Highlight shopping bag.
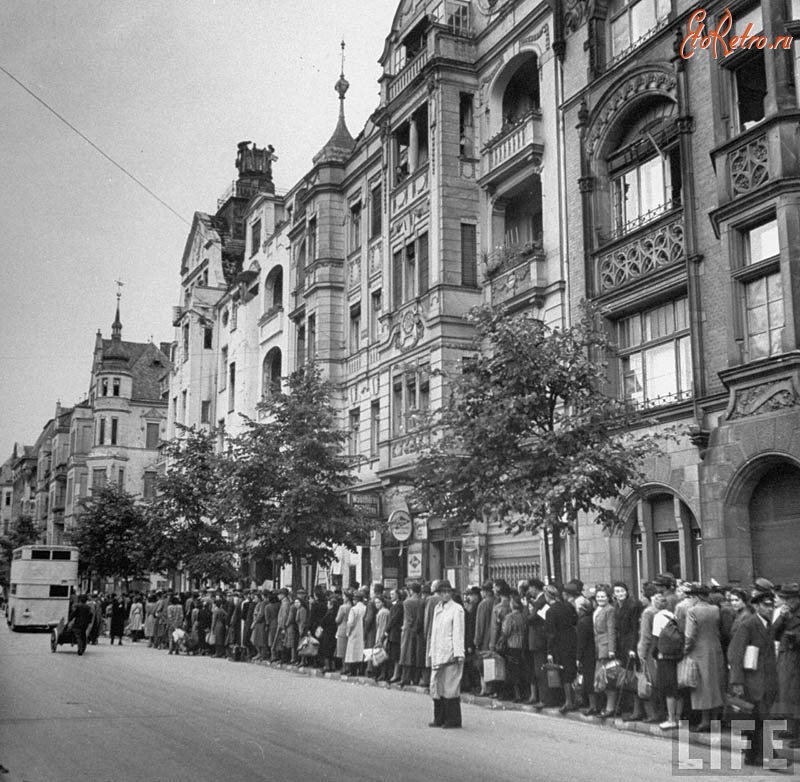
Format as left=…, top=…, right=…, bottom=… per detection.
left=677, top=656, right=699, bottom=689
left=372, top=646, right=388, bottom=666
left=543, top=662, right=563, bottom=689
left=484, top=654, right=506, bottom=682
left=637, top=671, right=652, bottom=699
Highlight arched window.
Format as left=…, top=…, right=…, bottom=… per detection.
left=501, top=56, right=539, bottom=128
left=605, top=100, right=681, bottom=238
left=264, top=266, right=284, bottom=314
left=262, top=348, right=282, bottom=399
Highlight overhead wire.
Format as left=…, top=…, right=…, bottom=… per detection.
left=0, top=64, right=191, bottom=227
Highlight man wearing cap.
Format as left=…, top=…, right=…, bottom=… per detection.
left=729, top=591, right=779, bottom=766
left=772, top=583, right=800, bottom=744
left=427, top=580, right=465, bottom=728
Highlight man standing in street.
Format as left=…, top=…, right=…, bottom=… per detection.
left=772, top=583, right=800, bottom=746
left=427, top=580, right=465, bottom=729
left=68, top=594, right=94, bottom=656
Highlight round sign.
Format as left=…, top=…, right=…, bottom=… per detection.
left=388, top=509, right=413, bottom=542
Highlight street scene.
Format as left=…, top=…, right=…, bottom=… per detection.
left=0, top=621, right=771, bottom=782
left=3, top=0, right=800, bottom=779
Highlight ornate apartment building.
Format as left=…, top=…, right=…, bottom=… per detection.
left=167, top=0, right=800, bottom=591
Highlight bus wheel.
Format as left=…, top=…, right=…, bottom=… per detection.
left=10, top=612, right=17, bottom=631
left=50, top=630, right=58, bottom=652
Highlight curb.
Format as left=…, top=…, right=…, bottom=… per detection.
left=250, top=658, right=800, bottom=766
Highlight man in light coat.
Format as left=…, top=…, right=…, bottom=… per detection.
left=427, top=580, right=465, bottom=729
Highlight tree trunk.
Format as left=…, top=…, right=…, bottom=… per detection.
left=543, top=526, right=552, bottom=583
left=291, top=552, right=303, bottom=592
left=551, top=527, right=563, bottom=585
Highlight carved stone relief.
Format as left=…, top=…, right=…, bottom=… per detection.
left=729, top=135, right=769, bottom=196
left=728, top=379, right=799, bottom=420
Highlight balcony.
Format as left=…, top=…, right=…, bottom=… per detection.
left=479, top=111, right=544, bottom=189
left=597, top=211, right=684, bottom=293
left=388, top=48, right=428, bottom=102
left=391, top=167, right=429, bottom=215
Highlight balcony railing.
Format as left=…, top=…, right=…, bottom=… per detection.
left=480, top=111, right=544, bottom=185
left=388, top=48, right=428, bottom=101
left=217, top=179, right=266, bottom=208
left=391, top=167, right=429, bottom=214
left=598, top=211, right=684, bottom=293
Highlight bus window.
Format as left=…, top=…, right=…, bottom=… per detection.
left=49, top=585, right=70, bottom=597
left=31, top=550, right=51, bottom=560
left=10, top=584, right=17, bottom=594
left=12, top=550, right=22, bottom=560
left=51, top=551, right=71, bottom=561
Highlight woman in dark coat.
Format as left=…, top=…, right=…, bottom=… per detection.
left=307, top=586, right=328, bottom=669
left=544, top=585, right=578, bottom=712
left=319, top=596, right=339, bottom=672
left=613, top=581, right=643, bottom=718
left=109, top=597, right=126, bottom=645
left=385, top=588, right=404, bottom=682
left=498, top=592, right=527, bottom=701
left=576, top=596, right=598, bottom=714
left=197, top=599, right=213, bottom=656
left=265, top=593, right=280, bottom=661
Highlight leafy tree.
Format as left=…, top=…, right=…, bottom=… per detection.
left=143, top=426, right=233, bottom=587
left=0, top=516, right=40, bottom=581
left=413, top=304, right=670, bottom=584
left=219, top=363, right=374, bottom=590
left=73, top=485, right=148, bottom=586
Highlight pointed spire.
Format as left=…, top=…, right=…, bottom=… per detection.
left=111, top=280, right=123, bottom=341
left=314, top=40, right=355, bottom=164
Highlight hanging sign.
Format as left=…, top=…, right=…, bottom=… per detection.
left=388, top=509, right=413, bottom=542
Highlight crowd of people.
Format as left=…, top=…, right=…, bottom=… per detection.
left=68, top=572, right=800, bottom=764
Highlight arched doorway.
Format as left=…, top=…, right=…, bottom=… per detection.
left=626, top=490, right=701, bottom=592
left=749, top=462, right=800, bottom=584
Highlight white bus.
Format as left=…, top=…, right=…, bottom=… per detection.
left=6, top=545, right=79, bottom=630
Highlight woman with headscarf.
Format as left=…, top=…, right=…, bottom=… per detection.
left=495, top=591, right=527, bottom=702
left=372, top=594, right=391, bottom=681
left=544, top=584, right=578, bottom=712
left=613, top=581, right=643, bottom=720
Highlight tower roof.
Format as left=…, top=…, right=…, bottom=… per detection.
left=313, top=41, right=355, bottom=164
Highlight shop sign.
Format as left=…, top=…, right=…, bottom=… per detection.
left=413, top=516, right=428, bottom=540
left=388, top=509, right=412, bottom=542
left=407, top=542, right=423, bottom=579
left=351, top=493, right=381, bottom=519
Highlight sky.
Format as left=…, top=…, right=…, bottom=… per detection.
left=0, top=0, right=398, bottom=460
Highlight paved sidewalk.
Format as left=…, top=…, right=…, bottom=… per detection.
left=251, top=657, right=800, bottom=769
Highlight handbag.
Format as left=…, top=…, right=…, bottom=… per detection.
left=603, top=659, right=622, bottom=689
left=677, top=656, right=699, bottom=689
left=298, top=635, right=320, bottom=657
left=594, top=664, right=608, bottom=693
left=372, top=646, right=388, bottom=666
left=636, top=670, right=652, bottom=700
left=724, top=692, right=755, bottom=716
left=205, top=630, right=213, bottom=645
left=617, top=660, right=638, bottom=693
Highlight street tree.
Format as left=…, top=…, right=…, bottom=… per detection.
left=143, top=425, right=234, bottom=587
left=0, top=516, right=41, bottom=580
left=73, top=484, right=148, bottom=588
left=219, top=363, right=374, bottom=590
left=413, top=304, right=670, bottom=584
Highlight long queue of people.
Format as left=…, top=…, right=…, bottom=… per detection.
left=74, top=573, right=800, bottom=765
